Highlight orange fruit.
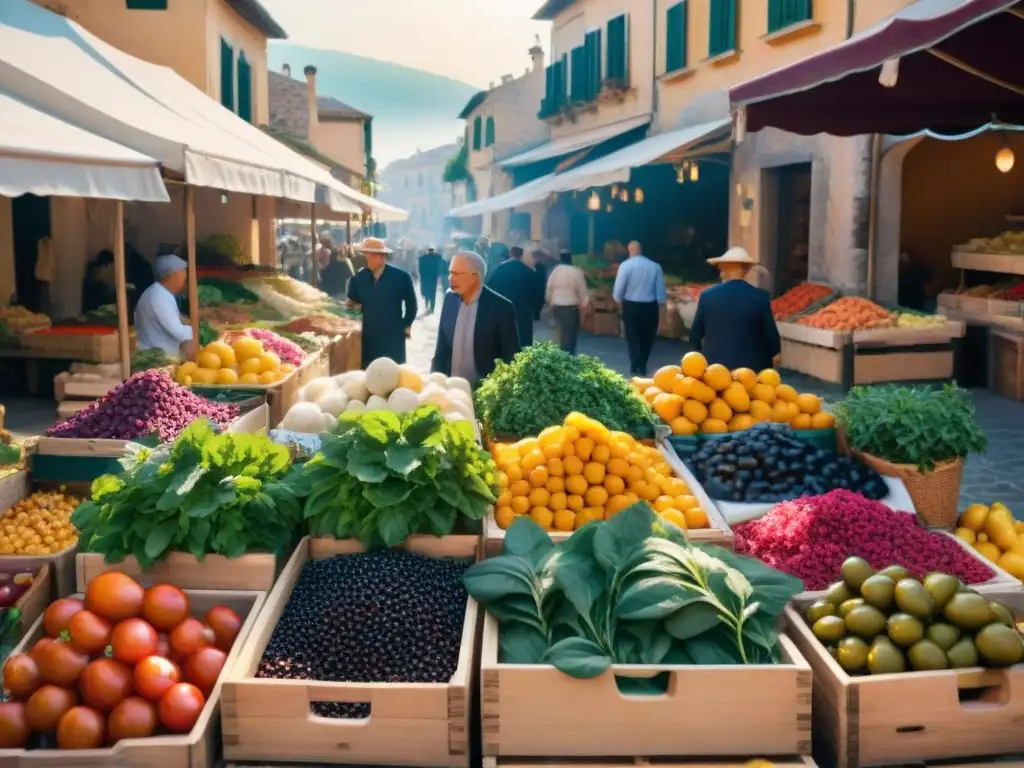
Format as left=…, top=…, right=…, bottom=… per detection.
left=682, top=400, right=708, bottom=424
left=530, top=507, right=554, bottom=529
left=690, top=381, right=717, bottom=404
left=607, top=458, right=630, bottom=477
left=585, top=486, right=609, bottom=507
left=758, top=369, right=782, bottom=388
left=510, top=496, right=530, bottom=515
left=752, top=383, right=776, bottom=404
left=548, top=492, right=568, bottom=511
left=583, top=462, right=606, bottom=485
left=216, top=367, right=239, bottom=385
left=775, top=384, right=798, bottom=403
left=239, top=357, right=262, bottom=376
left=796, top=393, right=822, bottom=414
left=681, top=351, right=707, bottom=378
left=684, top=507, right=709, bottom=529
left=546, top=458, right=564, bottom=477
left=232, top=336, right=263, bottom=361
left=258, top=370, right=279, bottom=385
left=591, top=444, right=611, bottom=464
left=654, top=495, right=676, bottom=513
left=494, top=506, right=516, bottom=529
left=565, top=475, right=588, bottom=496
left=606, top=494, right=633, bottom=517
left=257, top=351, right=281, bottom=374
left=748, top=400, right=772, bottom=422
left=574, top=437, right=595, bottom=461
left=654, top=365, right=682, bottom=392
left=563, top=455, right=583, bottom=475
left=529, top=487, right=551, bottom=508
left=702, top=364, right=732, bottom=392
left=728, top=414, right=755, bottom=432
left=567, top=494, right=585, bottom=512
left=732, top=368, right=757, bottom=393
left=553, top=509, right=576, bottom=532
left=700, top=418, right=728, bottom=434
left=791, top=413, right=813, bottom=430
left=670, top=417, right=698, bottom=436
left=603, top=475, right=625, bottom=495
left=660, top=509, right=688, bottom=529
left=528, top=466, right=548, bottom=487
left=545, top=476, right=565, bottom=494
left=708, top=398, right=733, bottom=422
left=521, top=450, right=545, bottom=472
left=811, top=411, right=835, bottom=429
left=723, top=382, right=751, bottom=413
left=197, top=351, right=222, bottom=371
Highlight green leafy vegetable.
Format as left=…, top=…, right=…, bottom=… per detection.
left=288, top=405, right=497, bottom=549
left=0, top=443, right=21, bottom=466
left=71, top=420, right=301, bottom=566
left=834, top=383, right=987, bottom=472
left=464, top=503, right=802, bottom=679
left=131, top=348, right=172, bottom=373
left=474, top=343, right=657, bottom=438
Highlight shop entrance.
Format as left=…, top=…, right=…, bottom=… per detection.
left=771, top=163, right=812, bottom=296
left=11, top=194, right=51, bottom=313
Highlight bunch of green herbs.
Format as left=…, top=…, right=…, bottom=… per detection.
left=474, top=343, right=657, bottom=438
left=834, top=383, right=987, bottom=472
left=71, top=419, right=301, bottom=566
left=287, top=405, right=497, bottom=549
left=464, top=503, right=802, bottom=685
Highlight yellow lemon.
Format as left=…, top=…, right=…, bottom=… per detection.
left=682, top=399, right=709, bottom=425
left=681, top=351, right=708, bottom=378
left=752, top=383, right=776, bottom=404
left=796, top=393, right=822, bottom=415
left=660, top=509, right=688, bottom=530
left=758, top=369, right=782, bottom=388
left=732, top=368, right=757, bottom=393
left=670, top=417, right=698, bottom=436
left=728, top=414, right=755, bottom=432
left=748, top=400, right=773, bottom=422
left=723, top=382, right=751, bottom=413
left=232, top=336, right=263, bottom=361
left=197, top=350, right=222, bottom=371
left=191, top=368, right=217, bottom=385
left=258, top=351, right=282, bottom=374
left=177, top=361, right=198, bottom=379
left=775, top=384, right=798, bottom=403
left=701, top=418, right=728, bottom=434
left=654, top=365, right=682, bottom=392
left=216, top=367, right=239, bottom=385
left=240, top=357, right=262, bottom=375
left=811, top=411, right=835, bottom=429
left=708, top=398, right=733, bottom=423
left=494, top=506, right=516, bottom=530
left=702, top=364, right=732, bottom=392
left=239, top=372, right=260, bottom=385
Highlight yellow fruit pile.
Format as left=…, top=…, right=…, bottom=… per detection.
left=631, top=352, right=835, bottom=436
left=175, top=336, right=294, bottom=387
left=0, top=490, right=80, bottom=555
left=492, top=412, right=709, bottom=533
left=956, top=502, right=1024, bottom=580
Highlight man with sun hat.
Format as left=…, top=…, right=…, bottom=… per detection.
left=347, top=237, right=418, bottom=365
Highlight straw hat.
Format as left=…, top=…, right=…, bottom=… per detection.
left=354, top=236, right=392, bottom=255
left=707, top=246, right=755, bottom=266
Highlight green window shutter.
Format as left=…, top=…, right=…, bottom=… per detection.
left=708, top=0, right=736, bottom=57
left=219, top=38, right=234, bottom=111
left=768, top=0, right=812, bottom=32
left=363, top=120, right=373, bottom=176
left=126, top=0, right=167, bottom=8
left=236, top=52, right=252, bottom=122
left=556, top=54, right=568, bottom=108
left=665, top=1, right=687, bottom=73
left=472, top=117, right=482, bottom=150
left=570, top=45, right=587, bottom=102
left=606, top=14, right=628, bottom=86
left=485, top=117, right=495, bottom=146
left=585, top=29, right=602, bottom=100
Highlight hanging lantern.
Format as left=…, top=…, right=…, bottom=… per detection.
left=996, top=147, right=1015, bottom=173
left=606, top=203, right=613, bottom=213
left=619, top=188, right=629, bottom=202
left=689, top=162, right=700, bottom=182
left=634, top=187, right=644, bottom=204
left=675, top=165, right=686, bottom=184
left=611, top=184, right=619, bottom=197
left=587, top=190, right=601, bottom=211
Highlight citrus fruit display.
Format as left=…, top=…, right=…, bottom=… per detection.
left=955, top=502, right=1024, bottom=580
left=631, top=353, right=834, bottom=436
left=174, top=337, right=293, bottom=387
left=491, top=412, right=710, bottom=533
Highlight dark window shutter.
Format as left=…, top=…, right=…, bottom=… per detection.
left=768, top=0, right=812, bottom=32
left=665, top=1, right=687, bottom=73
left=485, top=117, right=495, bottom=146
left=570, top=45, right=587, bottom=102
left=557, top=54, right=568, bottom=108
left=126, top=0, right=167, bottom=8
left=472, top=117, right=482, bottom=150
left=708, top=0, right=736, bottom=57
left=220, top=38, right=234, bottom=110
left=606, top=14, right=629, bottom=85
left=585, top=28, right=602, bottom=99
left=236, top=52, right=252, bottom=122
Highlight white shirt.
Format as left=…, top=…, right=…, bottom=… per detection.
left=546, top=264, right=589, bottom=307
left=134, top=282, right=193, bottom=357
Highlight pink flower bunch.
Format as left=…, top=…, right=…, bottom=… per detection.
left=244, top=328, right=306, bottom=366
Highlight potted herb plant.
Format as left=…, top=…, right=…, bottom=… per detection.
left=833, top=383, right=987, bottom=528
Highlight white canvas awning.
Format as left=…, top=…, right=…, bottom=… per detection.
left=495, top=115, right=651, bottom=168
left=0, top=89, right=169, bottom=202
left=448, top=175, right=559, bottom=218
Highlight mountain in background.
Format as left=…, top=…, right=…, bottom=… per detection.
left=268, top=43, right=476, bottom=166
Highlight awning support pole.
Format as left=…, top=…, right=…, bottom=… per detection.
left=346, top=214, right=352, bottom=244
left=588, top=211, right=596, bottom=256
left=866, top=133, right=883, bottom=300
left=185, top=185, right=199, bottom=358
left=113, top=201, right=131, bottom=381
left=310, top=203, right=319, bottom=288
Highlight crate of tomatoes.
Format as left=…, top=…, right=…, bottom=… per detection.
left=0, top=571, right=264, bottom=765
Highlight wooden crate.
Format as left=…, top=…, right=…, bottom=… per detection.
left=0, top=586, right=265, bottom=768
left=20, top=329, right=124, bottom=363
left=53, top=372, right=120, bottom=402
left=328, top=330, right=361, bottom=375
left=786, top=592, right=1024, bottom=768
left=991, top=331, right=1024, bottom=402
left=221, top=535, right=480, bottom=766
left=481, top=614, right=812, bottom=760
left=76, top=550, right=283, bottom=593
left=7, top=562, right=51, bottom=644
left=228, top=757, right=820, bottom=768
left=266, top=347, right=330, bottom=427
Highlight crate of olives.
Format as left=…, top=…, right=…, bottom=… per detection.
left=785, top=558, right=1024, bottom=768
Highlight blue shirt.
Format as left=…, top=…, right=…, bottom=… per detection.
left=134, top=282, right=193, bottom=357
left=612, top=255, right=667, bottom=304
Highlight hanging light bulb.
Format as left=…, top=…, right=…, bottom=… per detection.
left=675, top=165, right=686, bottom=184
left=619, top=188, right=629, bottom=202
left=606, top=203, right=613, bottom=213
left=689, top=162, right=700, bottom=182
left=587, top=190, right=601, bottom=211
left=996, top=146, right=1015, bottom=173
left=634, top=187, right=644, bottom=204
left=611, top=184, right=619, bottom=197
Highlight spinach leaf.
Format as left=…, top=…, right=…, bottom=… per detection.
left=541, top=637, right=612, bottom=678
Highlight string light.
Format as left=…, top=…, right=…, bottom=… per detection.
left=587, top=191, right=601, bottom=210
left=996, top=147, right=1015, bottom=173
left=689, top=162, right=700, bottom=182
left=619, top=188, right=629, bottom=202
left=634, top=188, right=644, bottom=203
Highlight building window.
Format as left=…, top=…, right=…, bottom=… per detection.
left=220, top=37, right=234, bottom=111
left=768, top=0, right=812, bottom=32
left=236, top=51, right=252, bottom=122
left=570, top=45, right=587, bottom=103
left=708, top=0, right=737, bottom=57
left=485, top=117, right=495, bottom=147
left=585, top=28, right=602, bottom=98
left=539, top=55, right=568, bottom=118
left=665, top=1, right=688, bottom=73
left=510, top=212, right=531, bottom=237
left=126, top=0, right=167, bottom=8
left=472, top=116, right=482, bottom=150
left=606, top=13, right=629, bottom=87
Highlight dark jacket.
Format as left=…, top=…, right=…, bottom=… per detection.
left=485, top=258, right=539, bottom=345
left=432, top=286, right=521, bottom=381
left=690, top=280, right=781, bottom=372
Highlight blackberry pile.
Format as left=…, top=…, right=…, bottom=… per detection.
left=257, top=550, right=470, bottom=718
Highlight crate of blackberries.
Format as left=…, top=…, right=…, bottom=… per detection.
left=221, top=535, right=480, bottom=767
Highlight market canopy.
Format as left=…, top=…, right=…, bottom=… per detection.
left=495, top=115, right=651, bottom=168
left=729, top=0, right=1024, bottom=136
left=0, top=88, right=169, bottom=202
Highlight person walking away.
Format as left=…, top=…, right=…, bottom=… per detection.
left=533, top=250, right=553, bottom=321
left=134, top=254, right=196, bottom=360
left=347, top=237, right=418, bottom=365
left=432, top=250, right=520, bottom=386
left=690, top=247, right=780, bottom=372
left=486, top=246, right=540, bottom=346
left=439, top=248, right=451, bottom=293
left=612, top=241, right=666, bottom=376
left=417, top=247, right=445, bottom=313
left=319, top=248, right=355, bottom=300
left=545, top=250, right=589, bottom=354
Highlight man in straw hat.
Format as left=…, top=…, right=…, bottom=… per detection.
left=348, top=237, right=418, bottom=365
left=691, top=246, right=781, bottom=373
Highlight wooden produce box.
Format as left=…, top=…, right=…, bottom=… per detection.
left=53, top=371, right=120, bottom=402
left=228, top=757, right=822, bottom=768
left=0, top=585, right=265, bottom=767
left=481, top=614, right=812, bottom=760
left=990, top=330, right=1024, bottom=402
left=221, top=535, right=480, bottom=766
left=266, top=347, right=329, bottom=427
left=591, top=311, right=621, bottom=337
left=328, top=330, right=362, bottom=375
left=786, top=592, right=1024, bottom=768
left=7, top=562, right=51, bottom=644
left=76, top=549, right=284, bottom=593
left=20, top=328, right=126, bottom=363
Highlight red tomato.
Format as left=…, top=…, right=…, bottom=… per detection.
left=168, top=618, right=213, bottom=657
left=0, top=702, right=30, bottom=748
left=43, top=598, right=85, bottom=638
left=25, top=684, right=77, bottom=732
left=133, top=656, right=180, bottom=701
left=107, top=696, right=157, bottom=742
left=142, top=585, right=190, bottom=633
left=79, top=658, right=133, bottom=711
left=184, top=647, right=227, bottom=695
left=67, top=610, right=112, bottom=656
left=155, top=634, right=171, bottom=658
left=85, top=572, right=144, bottom=623
left=205, top=605, right=242, bottom=651
left=29, top=637, right=54, bottom=665
left=38, top=640, right=89, bottom=688
left=56, top=706, right=105, bottom=749
left=110, top=619, right=159, bottom=666
left=157, top=683, right=205, bottom=733
left=2, top=653, right=41, bottom=700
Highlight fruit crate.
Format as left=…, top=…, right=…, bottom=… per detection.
left=221, top=535, right=480, bottom=766
left=227, top=757, right=821, bottom=768
left=785, top=591, right=1024, bottom=768
left=990, top=330, right=1024, bottom=402
left=480, top=613, right=812, bottom=760
left=75, top=549, right=288, bottom=593
left=0, top=584, right=265, bottom=767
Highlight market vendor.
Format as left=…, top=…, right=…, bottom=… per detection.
left=347, top=237, right=417, bottom=365
left=690, top=247, right=780, bottom=372
left=134, top=253, right=195, bottom=359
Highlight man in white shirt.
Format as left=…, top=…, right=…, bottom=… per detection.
left=545, top=249, right=589, bottom=354
left=134, top=254, right=195, bottom=359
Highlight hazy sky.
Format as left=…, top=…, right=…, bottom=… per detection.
left=260, top=0, right=550, bottom=88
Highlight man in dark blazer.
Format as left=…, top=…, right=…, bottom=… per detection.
left=485, top=246, right=540, bottom=346
left=432, top=250, right=521, bottom=385
left=690, top=247, right=781, bottom=372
